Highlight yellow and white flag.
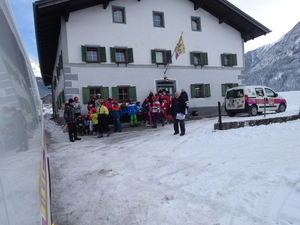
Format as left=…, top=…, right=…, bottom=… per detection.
left=175, top=35, right=185, bottom=60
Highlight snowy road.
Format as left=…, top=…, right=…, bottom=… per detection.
left=45, top=91, right=300, bottom=225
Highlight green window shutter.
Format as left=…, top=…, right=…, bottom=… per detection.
left=221, top=54, right=225, bottom=66
left=81, top=45, right=87, bottom=62
left=102, top=87, right=109, bottom=100
left=130, top=86, right=137, bottom=101
left=190, top=84, right=196, bottom=98
left=221, top=84, right=227, bottom=96
left=127, top=48, right=134, bottom=63
left=112, top=87, right=119, bottom=101
left=82, top=87, right=90, bottom=104
left=232, top=54, right=237, bottom=66
left=202, top=52, right=208, bottom=65
left=99, top=47, right=106, bottom=63
left=205, top=84, right=211, bottom=97
left=190, top=52, right=194, bottom=65
left=166, top=50, right=172, bottom=64
left=110, top=47, right=116, bottom=63
left=233, top=83, right=238, bottom=87
left=151, top=50, right=156, bottom=63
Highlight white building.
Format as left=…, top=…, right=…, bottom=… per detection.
left=33, top=0, right=270, bottom=118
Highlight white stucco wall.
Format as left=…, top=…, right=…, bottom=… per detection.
left=65, top=0, right=244, bottom=67
left=53, top=0, right=249, bottom=115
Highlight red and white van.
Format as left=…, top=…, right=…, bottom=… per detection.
left=224, top=86, right=287, bottom=117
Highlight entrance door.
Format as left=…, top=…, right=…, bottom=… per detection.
left=157, top=86, right=175, bottom=97
left=156, top=80, right=176, bottom=97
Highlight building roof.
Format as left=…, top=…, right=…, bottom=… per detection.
left=33, top=0, right=271, bottom=86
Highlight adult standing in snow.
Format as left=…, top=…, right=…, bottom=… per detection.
left=97, top=100, right=110, bottom=138
left=73, top=96, right=81, bottom=117
left=64, top=98, right=81, bottom=142
left=180, top=88, right=189, bottom=115
left=171, top=92, right=186, bottom=136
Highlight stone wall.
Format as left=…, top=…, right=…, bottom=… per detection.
left=214, top=115, right=300, bottom=130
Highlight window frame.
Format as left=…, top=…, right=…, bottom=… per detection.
left=221, top=53, right=237, bottom=67
left=112, top=86, right=137, bottom=102
left=81, top=45, right=106, bottom=63
left=118, top=86, right=130, bottom=102
left=194, top=84, right=205, bottom=98
left=191, top=84, right=211, bottom=98
left=115, top=48, right=127, bottom=63
left=190, top=51, right=208, bottom=67
left=153, top=11, right=165, bottom=28
left=82, top=87, right=109, bottom=104
left=191, top=16, right=201, bottom=31
left=151, top=49, right=172, bottom=65
left=86, top=47, right=99, bottom=63
left=112, top=6, right=126, bottom=24
left=110, top=47, right=134, bottom=64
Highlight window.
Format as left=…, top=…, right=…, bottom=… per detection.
left=81, top=46, right=106, bottom=63
left=110, top=47, right=134, bottom=64
left=255, top=88, right=264, bottom=97
left=112, top=86, right=137, bottom=102
left=226, top=89, right=244, bottom=98
left=112, top=6, right=126, bottom=24
left=153, top=11, right=164, bottom=28
left=151, top=49, right=172, bottom=65
left=190, top=52, right=208, bottom=67
left=191, top=16, right=201, bottom=31
left=265, top=88, right=276, bottom=97
left=221, top=83, right=238, bottom=96
left=82, top=87, right=109, bottom=104
left=191, top=84, right=211, bottom=98
left=221, top=54, right=237, bottom=67
left=118, top=87, right=129, bottom=101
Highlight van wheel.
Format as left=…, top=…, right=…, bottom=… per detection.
left=277, top=103, right=286, bottom=113
left=249, top=105, right=258, bottom=116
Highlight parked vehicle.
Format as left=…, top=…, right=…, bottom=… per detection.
left=224, top=86, right=287, bottom=117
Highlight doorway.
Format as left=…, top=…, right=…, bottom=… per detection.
left=156, top=80, right=176, bottom=97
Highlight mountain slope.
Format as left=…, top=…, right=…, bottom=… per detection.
left=245, top=21, right=300, bottom=91
left=30, top=59, right=51, bottom=98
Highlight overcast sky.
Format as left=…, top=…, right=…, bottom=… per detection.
left=9, top=0, right=300, bottom=62
left=229, top=0, right=300, bottom=52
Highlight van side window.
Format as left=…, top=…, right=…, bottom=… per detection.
left=255, top=88, right=264, bottom=97
left=226, top=90, right=243, bottom=98
left=265, top=88, right=276, bottom=97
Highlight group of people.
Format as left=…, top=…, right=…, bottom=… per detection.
left=63, top=89, right=189, bottom=142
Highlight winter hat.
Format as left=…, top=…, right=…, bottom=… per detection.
left=69, top=98, right=74, bottom=103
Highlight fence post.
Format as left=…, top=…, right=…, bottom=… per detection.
left=264, top=97, right=267, bottom=117
left=218, top=101, right=222, bottom=130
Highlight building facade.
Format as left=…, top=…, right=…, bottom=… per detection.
left=33, top=0, right=270, bottom=117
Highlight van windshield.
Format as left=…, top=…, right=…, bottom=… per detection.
left=226, top=89, right=244, bottom=98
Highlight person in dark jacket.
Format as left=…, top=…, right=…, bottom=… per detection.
left=87, top=96, right=96, bottom=110
left=64, top=98, right=81, bottom=142
left=180, top=88, right=189, bottom=116
left=170, top=92, right=187, bottom=136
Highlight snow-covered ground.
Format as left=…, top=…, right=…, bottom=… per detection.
left=45, top=92, right=300, bottom=225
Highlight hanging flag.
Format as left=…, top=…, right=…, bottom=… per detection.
left=175, top=35, right=185, bottom=60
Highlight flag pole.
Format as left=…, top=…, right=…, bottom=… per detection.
left=164, top=31, right=184, bottom=77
